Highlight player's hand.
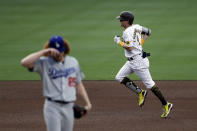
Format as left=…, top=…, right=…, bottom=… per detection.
left=43, top=48, right=60, bottom=57
left=114, top=35, right=121, bottom=44
left=84, top=104, right=92, bottom=111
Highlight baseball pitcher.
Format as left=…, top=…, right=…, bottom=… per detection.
left=114, top=11, right=173, bottom=118
left=21, top=36, right=92, bottom=131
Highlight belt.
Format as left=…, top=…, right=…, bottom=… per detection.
left=47, top=97, right=70, bottom=104
left=127, top=51, right=150, bottom=61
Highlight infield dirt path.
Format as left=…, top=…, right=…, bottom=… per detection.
left=0, top=81, right=196, bottom=131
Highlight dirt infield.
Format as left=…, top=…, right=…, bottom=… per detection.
left=0, top=81, right=197, bottom=131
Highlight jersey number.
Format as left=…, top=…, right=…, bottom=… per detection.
left=136, top=34, right=141, bottom=45
left=133, top=33, right=140, bottom=45
left=137, top=35, right=139, bottom=43
left=68, top=77, right=77, bottom=87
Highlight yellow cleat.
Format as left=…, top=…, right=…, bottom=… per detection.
left=138, top=90, right=147, bottom=107
left=161, top=102, right=173, bottom=118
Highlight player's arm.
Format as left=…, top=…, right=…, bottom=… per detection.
left=141, top=27, right=151, bottom=36
left=76, top=82, right=92, bottom=111
left=119, top=41, right=133, bottom=51
left=21, top=48, right=60, bottom=68
left=141, top=35, right=148, bottom=46
left=135, top=27, right=151, bottom=46
left=123, top=45, right=133, bottom=51
left=114, top=36, right=133, bottom=51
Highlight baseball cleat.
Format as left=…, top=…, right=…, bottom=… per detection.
left=138, top=90, right=147, bottom=107
left=161, top=102, right=173, bottom=118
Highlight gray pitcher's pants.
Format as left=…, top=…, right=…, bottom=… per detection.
left=44, top=99, right=74, bottom=131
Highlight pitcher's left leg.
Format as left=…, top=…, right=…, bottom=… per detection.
left=61, top=103, right=74, bottom=131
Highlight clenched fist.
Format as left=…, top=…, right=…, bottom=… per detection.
left=114, top=36, right=121, bottom=44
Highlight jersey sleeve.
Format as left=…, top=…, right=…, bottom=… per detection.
left=28, top=57, right=46, bottom=74
left=134, top=24, right=143, bottom=33
left=76, top=61, right=85, bottom=84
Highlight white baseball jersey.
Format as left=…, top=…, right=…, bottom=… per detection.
left=122, top=24, right=143, bottom=58
left=30, top=55, right=84, bottom=102
left=116, top=24, right=155, bottom=89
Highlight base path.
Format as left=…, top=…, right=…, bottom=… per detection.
left=0, top=81, right=197, bottom=131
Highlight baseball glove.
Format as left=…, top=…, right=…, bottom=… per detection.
left=73, top=104, right=87, bottom=119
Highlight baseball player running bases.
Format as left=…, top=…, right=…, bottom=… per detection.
left=114, top=11, right=173, bottom=118
left=21, top=36, right=92, bottom=131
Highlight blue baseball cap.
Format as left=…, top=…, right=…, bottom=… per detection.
left=49, top=36, right=66, bottom=53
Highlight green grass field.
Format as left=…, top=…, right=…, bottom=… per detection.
left=0, top=0, right=196, bottom=80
